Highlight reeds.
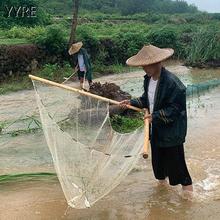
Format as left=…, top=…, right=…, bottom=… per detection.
left=185, top=27, right=220, bottom=66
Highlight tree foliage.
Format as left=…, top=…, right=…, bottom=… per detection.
left=33, top=24, right=67, bottom=53
left=80, top=0, right=198, bottom=15
left=19, top=0, right=198, bottom=16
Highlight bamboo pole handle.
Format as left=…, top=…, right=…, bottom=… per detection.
left=62, top=70, right=77, bottom=84
left=29, top=75, right=142, bottom=112
left=143, top=110, right=149, bottom=159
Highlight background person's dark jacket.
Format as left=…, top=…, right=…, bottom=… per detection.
left=130, top=67, right=187, bottom=148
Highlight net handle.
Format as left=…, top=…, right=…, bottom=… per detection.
left=29, top=75, right=142, bottom=112
left=143, top=110, right=149, bottom=159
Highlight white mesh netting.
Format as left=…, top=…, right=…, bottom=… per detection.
left=32, top=79, right=144, bottom=209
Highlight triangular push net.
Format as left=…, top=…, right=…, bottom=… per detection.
left=32, top=78, right=145, bottom=209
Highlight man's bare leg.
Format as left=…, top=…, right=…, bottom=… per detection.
left=158, top=179, right=168, bottom=186
left=80, top=78, right=84, bottom=89
left=181, top=184, right=193, bottom=200
left=182, top=184, right=193, bottom=192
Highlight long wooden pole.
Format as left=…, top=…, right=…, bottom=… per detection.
left=62, top=70, right=77, bottom=84
left=29, top=75, right=142, bottom=112
left=68, top=0, right=79, bottom=46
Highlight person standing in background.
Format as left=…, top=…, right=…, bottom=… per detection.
left=68, top=42, right=93, bottom=89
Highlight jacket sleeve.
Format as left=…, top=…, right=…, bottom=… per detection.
left=152, top=85, right=186, bottom=125
left=82, top=49, right=92, bottom=81
left=130, top=91, right=149, bottom=109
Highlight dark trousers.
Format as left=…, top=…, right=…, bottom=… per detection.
left=151, top=143, right=192, bottom=186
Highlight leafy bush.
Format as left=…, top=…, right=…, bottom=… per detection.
left=75, top=21, right=220, bottom=67
left=33, top=24, right=68, bottom=53
left=147, top=27, right=178, bottom=49
left=145, top=26, right=185, bottom=58
left=113, top=32, right=149, bottom=63
left=5, top=26, right=46, bottom=40
left=77, top=26, right=101, bottom=57
left=0, top=44, right=40, bottom=81
left=37, top=63, right=72, bottom=81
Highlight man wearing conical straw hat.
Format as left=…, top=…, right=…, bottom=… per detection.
left=68, top=42, right=93, bottom=89
left=120, top=45, right=193, bottom=193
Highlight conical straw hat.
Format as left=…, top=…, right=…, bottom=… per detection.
left=68, top=42, right=83, bottom=55
left=126, top=45, right=174, bottom=66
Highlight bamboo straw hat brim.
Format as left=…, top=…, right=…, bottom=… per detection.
left=126, top=45, right=174, bottom=66
left=68, top=42, right=83, bottom=55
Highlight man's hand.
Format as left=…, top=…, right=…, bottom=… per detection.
left=144, top=113, right=152, bottom=123
left=119, top=100, right=131, bottom=109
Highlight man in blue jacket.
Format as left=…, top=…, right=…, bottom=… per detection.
left=120, top=45, right=193, bottom=192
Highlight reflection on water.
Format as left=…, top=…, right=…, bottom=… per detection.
left=0, top=62, right=220, bottom=219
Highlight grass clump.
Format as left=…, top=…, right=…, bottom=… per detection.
left=0, top=77, right=32, bottom=95
left=185, top=26, right=220, bottom=66
left=110, top=114, right=144, bottom=133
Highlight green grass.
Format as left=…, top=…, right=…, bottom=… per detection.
left=0, top=114, right=42, bottom=136
left=0, top=76, right=32, bottom=95
left=37, top=63, right=139, bottom=80
left=36, top=63, right=73, bottom=81
left=110, top=114, right=144, bottom=133
left=0, top=29, right=5, bottom=37
left=0, top=19, right=219, bottom=64
left=0, top=173, right=56, bottom=184
left=0, top=26, right=46, bottom=45
left=0, top=62, right=139, bottom=95
left=185, top=27, right=220, bottom=66
left=77, top=22, right=150, bottom=39
left=0, top=63, right=72, bottom=95
left=0, top=38, right=29, bottom=45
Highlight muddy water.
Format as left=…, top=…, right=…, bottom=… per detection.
left=0, top=62, right=220, bottom=219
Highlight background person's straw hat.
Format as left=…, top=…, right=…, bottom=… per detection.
left=68, top=42, right=83, bottom=55
left=126, top=44, right=174, bottom=66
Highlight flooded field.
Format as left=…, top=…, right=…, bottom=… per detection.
left=0, top=62, right=220, bottom=219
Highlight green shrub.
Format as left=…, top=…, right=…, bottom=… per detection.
left=37, top=63, right=72, bottom=81
left=114, top=31, right=149, bottom=63
left=146, top=26, right=183, bottom=58
left=77, top=26, right=101, bottom=60
left=5, top=26, right=46, bottom=40
left=33, top=24, right=68, bottom=53
left=147, top=27, right=178, bottom=48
